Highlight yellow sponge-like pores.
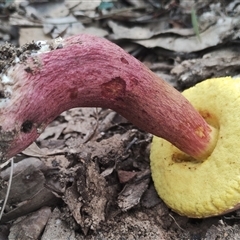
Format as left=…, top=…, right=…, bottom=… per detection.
left=150, top=77, right=240, bottom=218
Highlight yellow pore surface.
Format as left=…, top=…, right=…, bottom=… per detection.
left=150, top=77, right=240, bottom=218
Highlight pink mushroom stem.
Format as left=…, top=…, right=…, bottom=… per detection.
left=0, top=34, right=217, bottom=161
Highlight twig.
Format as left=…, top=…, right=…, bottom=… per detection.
left=169, top=213, right=185, bottom=232
left=0, top=158, right=14, bottom=221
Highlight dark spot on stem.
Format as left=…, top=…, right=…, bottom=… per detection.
left=101, top=77, right=126, bottom=99
left=130, top=77, right=138, bottom=86
left=69, top=88, right=78, bottom=100
left=21, top=120, right=33, bottom=133
left=24, top=67, right=33, bottom=73
left=120, top=57, right=129, bottom=65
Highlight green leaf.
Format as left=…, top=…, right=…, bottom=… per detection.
left=191, top=7, right=201, bottom=43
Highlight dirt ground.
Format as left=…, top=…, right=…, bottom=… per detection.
left=2, top=108, right=240, bottom=240
left=3, top=108, right=240, bottom=240
left=1, top=0, right=240, bottom=239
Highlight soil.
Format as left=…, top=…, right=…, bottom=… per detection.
left=1, top=1, right=240, bottom=239
left=1, top=108, right=240, bottom=240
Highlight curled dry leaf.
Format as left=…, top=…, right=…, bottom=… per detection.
left=118, top=169, right=151, bottom=211
left=63, top=160, right=107, bottom=234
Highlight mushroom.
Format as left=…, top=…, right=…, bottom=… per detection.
left=151, top=76, right=240, bottom=218
left=0, top=34, right=228, bottom=217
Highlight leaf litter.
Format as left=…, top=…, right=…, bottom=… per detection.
left=1, top=0, right=240, bottom=239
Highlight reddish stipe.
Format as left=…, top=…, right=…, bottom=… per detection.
left=0, top=34, right=216, bottom=161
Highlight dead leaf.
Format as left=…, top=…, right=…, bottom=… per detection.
left=22, top=142, right=67, bottom=157
left=0, top=157, right=44, bottom=180
left=63, top=160, right=107, bottom=234
left=74, top=26, right=108, bottom=38
left=118, top=169, right=151, bottom=211
left=19, top=28, right=52, bottom=45
left=135, top=17, right=240, bottom=52
left=41, top=208, right=76, bottom=240
left=108, top=20, right=195, bottom=40
left=108, top=20, right=156, bottom=40
left=63, top=183, right=85, bottom=232
left=37, top=123, right=67, bottom=141
left=117, top=170, right=137, bottom=184
left=141, top=184, right=162, bottom=208
left=0, top=164, right=57, bottom=223
left=43, top=15, right=78, bottom=38
left=171, top=48, right=240, bottom=88
left=65, top=0, right=101, bottom=11
left=9, top=207, right=51, bottom=240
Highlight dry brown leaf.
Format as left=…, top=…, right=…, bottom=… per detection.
left=0, top=163, right=57, bottom=223
left=9, top=12, right=41, bottom=26
left=65, top=0, right=101, bottom=11
left=37, top=123, right=67, bottom=141
left=171, top=47, right=240, bottom=87
left=19, top=28, right=52, bottom=45
left=108, top=20, right=195, bottom=40
left=22, top=142, right=67, bottom=157
left=72, top=26, right=108, bottom=38
left=9, top=207, right=52, bottom=240
left=20, top=1, right=69, bottom=20
left=108, top=20, right=156, bottom=40
left=41, top=208, right=76, bottom=240
left=63, top=160, right=107, bottom=234
left=43, top=15, right=78, bottom=38
left=117, top=170, right=137, bottom=184
left=0, top=157, right=44, bottom=180
left=118, top=169, right=151, bottom=211
left=135, top=17, right=240, bottom=52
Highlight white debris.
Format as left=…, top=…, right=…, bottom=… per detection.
left=4, top=86, right=12, bottom=97
left=0, top=37, right=64, bottom=109
left=14, top=56, right=20, bottom=63
left=1, top=74, right=14, bottom=84
left=35, top=40, right=51, bottom=54
left=0, top=70, right=14, bottom=108
left=33, top=38, right=64, bottom=55
left=54, top=37, right=63, bottom=45
left=0, top=98, right=10, bottom=108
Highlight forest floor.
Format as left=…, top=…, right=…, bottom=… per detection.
left=1, top=0, right=240, bottom=239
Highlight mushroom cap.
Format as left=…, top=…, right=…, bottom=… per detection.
left=150, top=77, right=240, bottom=218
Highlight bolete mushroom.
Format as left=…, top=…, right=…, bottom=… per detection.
left=151, top=76, right=240, bottom=218
left=0, top=34, right=233, bottom=218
